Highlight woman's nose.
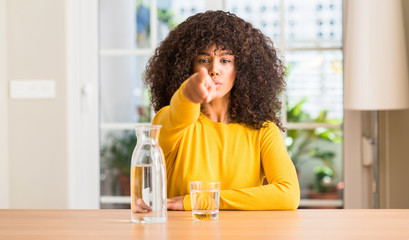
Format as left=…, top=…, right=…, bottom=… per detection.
left=208, top=63, right=220, bottom=77
left=209, top=71, right=219, bottom=77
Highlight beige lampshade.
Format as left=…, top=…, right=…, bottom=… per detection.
left=344, top=0, right=409, bottom=110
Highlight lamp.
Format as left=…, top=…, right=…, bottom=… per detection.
left=344, top=0, right=409, bottom=208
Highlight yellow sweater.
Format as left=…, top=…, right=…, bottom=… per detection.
left=152, top=82, right=300, bottom=210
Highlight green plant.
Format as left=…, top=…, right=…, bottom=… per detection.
left=286, top=99, right=341, bottom=166
left=101, top=130, right=137, bottom=179
left=136, top=1, right=179, bottom=39
left=313, top=165, right=334, bottom=193
left=158, top=8, right=177, bottom=29
left=310, top=147, right=335, bottom=172
left=285, top=98, right=342, bottom=193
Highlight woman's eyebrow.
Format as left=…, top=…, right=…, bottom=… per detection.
left=197, top=51, right=233, bottom=56
left=220, top=52, right=233, bottom=56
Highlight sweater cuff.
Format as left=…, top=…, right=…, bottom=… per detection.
left=183, top=194, right=192, bottom=210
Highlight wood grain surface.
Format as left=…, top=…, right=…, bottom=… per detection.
left=0, top=209, right=408, bottom=239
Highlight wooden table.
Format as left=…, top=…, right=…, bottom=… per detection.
left=0, top=209, right=408, bottom=239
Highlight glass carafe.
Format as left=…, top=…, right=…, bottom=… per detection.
left=131, top=124, right=167, bottom=223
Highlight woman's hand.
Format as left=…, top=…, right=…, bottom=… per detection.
left=167, top=196, right=185, bottom=211
left=132, top=198, right=152, bottom=213
left=183, top=67, right=216, bottom=103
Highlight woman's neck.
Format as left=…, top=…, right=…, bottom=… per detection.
left=201, top=97, right=231, bottom=124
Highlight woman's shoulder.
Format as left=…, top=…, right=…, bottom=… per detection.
left=152, top=105, right=170, bottom=124
left=259, top=121, right=283, bottom=137
left=261, top=121, right=279, bottom=130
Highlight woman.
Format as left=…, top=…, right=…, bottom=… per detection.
left=144, top=10, right=300, bottom=211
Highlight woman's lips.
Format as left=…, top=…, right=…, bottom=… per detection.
left=214, top=81, right=222, bottom=87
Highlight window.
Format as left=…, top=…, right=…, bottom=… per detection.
left=99, top=0, right=207, bottom=208
left=99, top=0, right=343, bottom=209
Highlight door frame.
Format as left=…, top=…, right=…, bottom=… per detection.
left=66, top=0, right=100, bottom=209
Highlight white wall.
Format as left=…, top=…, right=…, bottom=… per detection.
left=0, top=0, right=10, bottom=208
left=5, top=0, right=68, bottom=208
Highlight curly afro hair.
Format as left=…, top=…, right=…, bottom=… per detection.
left=144, top=10, right=286, bottom=130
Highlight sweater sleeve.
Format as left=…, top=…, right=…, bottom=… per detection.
left=183, top=123, right=300, bottom=210
left=152, top=80, right=201, bottom=158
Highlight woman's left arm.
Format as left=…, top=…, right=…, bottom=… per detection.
left=256, top=122, right=300, bottom=210
left=183, top=123, right=300, bottom=211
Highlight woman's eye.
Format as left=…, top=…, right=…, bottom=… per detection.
left=198, top=58, right=209, bottom=64
left=221, top=59, right=231, bottom=64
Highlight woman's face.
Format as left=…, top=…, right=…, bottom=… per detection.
left=193, top=44, right=236, bottom=100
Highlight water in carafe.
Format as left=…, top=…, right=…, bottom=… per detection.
left=131, top=125, right=167, bottom=224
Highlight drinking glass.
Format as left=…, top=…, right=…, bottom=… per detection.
left=190, top=181, right=220, bottom=221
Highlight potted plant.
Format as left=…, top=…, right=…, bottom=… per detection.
left=285, top=99, right=343, bottom=201
left=101, top=130, right=137, bottom=196
left=286, top=99, right=342, bottom=169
